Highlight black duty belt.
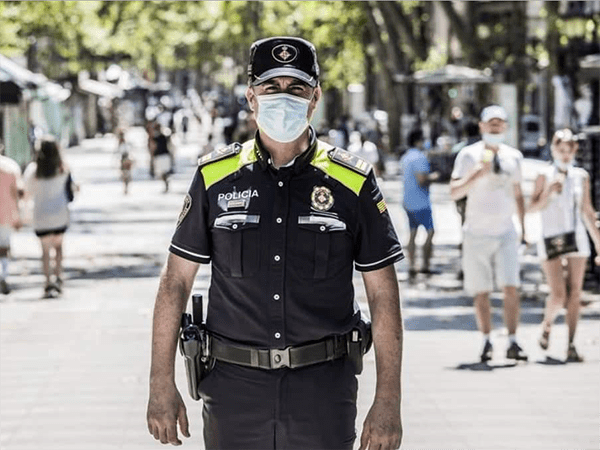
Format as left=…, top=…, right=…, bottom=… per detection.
left=209, top=334, right=348, bottom=370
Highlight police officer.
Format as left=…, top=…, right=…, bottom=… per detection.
left=147, top=36, right=404, bottom=450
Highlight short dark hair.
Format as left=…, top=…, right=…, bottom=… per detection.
left=407, top=129, right=424, bottom=148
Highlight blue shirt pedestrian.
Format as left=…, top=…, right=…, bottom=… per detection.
left=400, top=148, right=431, bottom=211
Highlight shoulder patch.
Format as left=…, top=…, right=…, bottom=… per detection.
left=198, top=143, right=242, bottom=167
left=328, top=148, right=371, bottom=176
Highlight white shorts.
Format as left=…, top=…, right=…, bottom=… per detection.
left=463, top=228, right=520, bottom=295
left=154, top=154, right=171, bottom=177
left=0, top=225, right=12, bottom=249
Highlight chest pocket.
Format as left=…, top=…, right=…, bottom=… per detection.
left=213, top=213, right=260, bottom=278
left=296, top=215, right=352, bottom=279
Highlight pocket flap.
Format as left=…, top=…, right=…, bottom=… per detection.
left=298, top=215, right=346, bottom=232
left=214, top=214, right=260, bottom=231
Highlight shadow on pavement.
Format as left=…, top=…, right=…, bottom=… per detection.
left=535, top=356, right=566, bottom=366
left=452, top=361, right=518, bottom=371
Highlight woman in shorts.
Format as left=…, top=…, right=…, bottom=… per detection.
left=24, top=137, right=75, bottom=298
left=528, top=129, right=600, bottom=362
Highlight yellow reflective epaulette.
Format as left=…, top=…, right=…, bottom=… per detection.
left=198, top=143, right=242, bottom=167
left=328, top=148, right=372, bottom=176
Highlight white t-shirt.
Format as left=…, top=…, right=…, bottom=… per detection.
left=452, top=141, right=523, bottom=236
left=536, top=164, right=590, bottom=259
left=23, top=163, right=70, bottom=232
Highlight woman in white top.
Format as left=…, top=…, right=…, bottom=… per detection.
left=24, top=137, right=75, bottom=298
left=528, top=129, right=600, bottom=362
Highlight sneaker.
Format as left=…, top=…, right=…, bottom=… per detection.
left=0, top=279, right=10, bottom=295
left=480, top=340, right=493, bottom=363
left=506, top=342, right=528, bottom=361
left=566, top=344, right=584, bottom=363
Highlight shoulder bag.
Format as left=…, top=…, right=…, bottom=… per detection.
left=543, top=174, right=578, bottom=259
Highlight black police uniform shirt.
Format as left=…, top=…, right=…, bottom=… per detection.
left=170, top=127, right=404, bottom=348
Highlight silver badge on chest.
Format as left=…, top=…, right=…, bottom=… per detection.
left=311, top=186, right=334, bottom=211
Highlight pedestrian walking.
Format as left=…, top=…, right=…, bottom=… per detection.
left=23, top=137, right=76, bottom=298
left=146, top=36, right=404, bottom=450
left=116, top=128, right=133, bottom=195
left=451, top=120, right=480, bottom=281
left=151, top=123, right=172, bottom=193
left=450, top=105, right=528, bottom=363
left=400, top=128, right=439, bottom=278
left=147, top=120, right=157, bottom=178
left=0, top=148, right=24, bottom=295
left=527, top=128, right=600, bottom=362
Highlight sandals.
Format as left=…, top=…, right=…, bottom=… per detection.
left=538, top=323, right=551, bottom=350
left=43, top=283, right=59, bottom=299
left=566, top=344, right=584, bottom=363
left=55, top=276, right=63, bottom=293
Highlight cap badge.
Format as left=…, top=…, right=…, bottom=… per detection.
left=311, top=186, right=334, bottom=211
left=272, top=44, right=298, bottom=63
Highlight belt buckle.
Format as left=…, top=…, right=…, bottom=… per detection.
left=269, top=347, right=291, bottom=369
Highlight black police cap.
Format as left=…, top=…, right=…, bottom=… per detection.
left=248, top=37, right=319, bottom=88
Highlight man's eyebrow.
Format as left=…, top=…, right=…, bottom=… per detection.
left=288, top=81, right=310, bottom=88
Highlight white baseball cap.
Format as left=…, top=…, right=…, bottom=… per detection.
left=480, top=105, right=507, bottom=122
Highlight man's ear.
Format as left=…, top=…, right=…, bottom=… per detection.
left=312, top=85, right=322, bottom=105
left=245, top=86, right=256, bottom=112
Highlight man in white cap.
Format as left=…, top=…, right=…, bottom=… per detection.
left=450, top=105, right=528, bottom=363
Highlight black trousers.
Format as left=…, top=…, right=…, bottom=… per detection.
left=199, top=358, right=358, bottom=450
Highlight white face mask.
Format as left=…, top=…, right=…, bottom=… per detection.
left=482, top=132, right=505, bottom=146
left=255, top=93, right=311, bottom=143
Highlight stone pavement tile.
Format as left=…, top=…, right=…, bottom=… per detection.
left=385, top=329, right=600, bottom=450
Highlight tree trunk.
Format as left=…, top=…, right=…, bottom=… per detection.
left=363, top=3, right=402, bottom=153
left=545, top=1, right=560, bottom=137
left=385, top=1, right=428, bottom=61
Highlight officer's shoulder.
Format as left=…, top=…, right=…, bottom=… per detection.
left=198, top=142, right=243, bottom=168
left=327, top=146, right=372, bottom=177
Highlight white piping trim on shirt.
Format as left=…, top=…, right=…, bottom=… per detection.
left=355, top=250, right=404, bottom=269
left=170, top=244, right=210, bottom=260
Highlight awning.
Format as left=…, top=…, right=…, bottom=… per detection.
left=0, top=54, right=71, bottom=102
left=78, top=77, right=124, bottom=99
left=395, top=64, right=493, bottom=84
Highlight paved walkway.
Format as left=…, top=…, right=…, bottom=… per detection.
left=1, top=129, right=598, bottom=450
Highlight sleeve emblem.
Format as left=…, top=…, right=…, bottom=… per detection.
left=176, top=194, right=192, bottom=228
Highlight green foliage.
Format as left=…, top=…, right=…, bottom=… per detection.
left=0, top=1, right=370, bottom=89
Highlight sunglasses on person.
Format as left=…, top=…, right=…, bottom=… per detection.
left=553, top=129, right=579, bottom=144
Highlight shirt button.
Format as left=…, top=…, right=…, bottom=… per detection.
left=274, top=255, right=281, bottom=262
left=278, top=181, right=284, bottom=187
left=320, top=225, right=326, bottom=231
left=274, top=332, right=281, bottom=339
left=273, top=294, right=280, bottom=300
left=232, top=224, right=238, bottom=229
left=276, top=217, right=283, bottom=224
